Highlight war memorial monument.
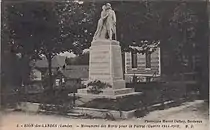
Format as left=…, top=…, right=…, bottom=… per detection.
left=76, top=3, right=141, bottom=99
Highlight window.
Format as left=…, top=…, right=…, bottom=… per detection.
left=55, top=79, right=60, bottom=86
left=131, top=51, right=137, bottom=68
left=146, top=51, right=151, bottom=68
left=62, top=78, right=65, bottom=83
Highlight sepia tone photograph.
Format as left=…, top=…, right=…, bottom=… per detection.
left=1, top=0, right=209, bottom=130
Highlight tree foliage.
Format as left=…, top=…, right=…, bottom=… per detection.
left=56, top=1, right=96, bottom=55
left=3, top=1, right=96, bottom=88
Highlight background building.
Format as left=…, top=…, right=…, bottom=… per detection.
left=124, top=46, right=161, bottom=83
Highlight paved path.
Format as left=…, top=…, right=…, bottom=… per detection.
left=1, top=100, right=208, bottom=130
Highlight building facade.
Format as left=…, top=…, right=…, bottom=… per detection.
left=124, top=47, right=161, bottom=83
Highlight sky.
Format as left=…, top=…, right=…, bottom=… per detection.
left=58, top=49, right=89, bottom=58
left=58, top=52, right=76, bottom=58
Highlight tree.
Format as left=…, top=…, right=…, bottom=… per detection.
left=113, top=1, right=162, bottom=53
left=4, top=1, right=96, bottom=91
left=2, top=2, right=24, bottom=90
left=169, top=2, right=199, bottom=72
left=56, top=1, right=96, bottom=55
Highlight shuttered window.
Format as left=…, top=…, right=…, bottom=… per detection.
left=146, top=51, right=151, bottom=68
left=131, top=51, right=137, bottom=68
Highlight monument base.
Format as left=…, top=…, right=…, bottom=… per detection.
left=76, top=87, right=141, bottom=99
left=74, top=90, right=143, bottom=119
left=88, top=40, right=126, bottom=89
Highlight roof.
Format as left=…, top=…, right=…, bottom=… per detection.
left=61, top=65, right=89, bottom=79
left=34, top=55, right=66, bottom=68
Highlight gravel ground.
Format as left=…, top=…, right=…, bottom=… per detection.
left=0, top=100, right=208, bottom=130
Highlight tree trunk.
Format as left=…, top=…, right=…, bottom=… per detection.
left=208, top=0, right=210, bottom=101
left=201, top=0, right=210, bottom=101
left=20, top=54, right=31, bottom=85
left=47, top=53, right=53, bottom=90
left=121, top=53, right=125, bottom=80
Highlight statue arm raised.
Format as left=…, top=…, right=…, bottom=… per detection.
left=101, top=11, right=108, bottom=19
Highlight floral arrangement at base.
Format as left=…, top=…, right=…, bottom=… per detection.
left=86, top=80, right=112, bottom=94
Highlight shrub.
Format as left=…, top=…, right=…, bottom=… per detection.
left=134, top=109, right=147, bottom=118
left=40, top=103, right=73, bottom=114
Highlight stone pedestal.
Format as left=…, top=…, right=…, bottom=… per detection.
left=76, top=40, right=141, bottom=99
left=89, top=40, right=125, bottom=89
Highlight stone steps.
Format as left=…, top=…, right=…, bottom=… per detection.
left=67, top=112, right=84, bottom=117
